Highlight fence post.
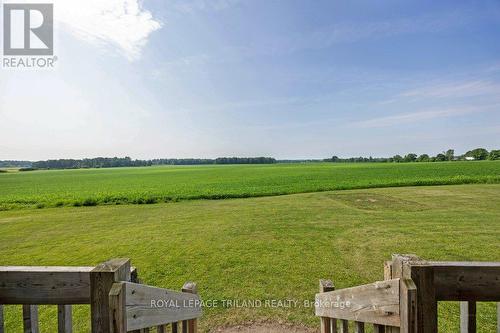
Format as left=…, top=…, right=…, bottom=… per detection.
left=410, top=265, right=436, bottom=333
left=497, top=303, right=500, bottom=333
left=90, top=258, right=131, bottom=333
left=340, top=320, right=349, bottom=333
left=319, top=279, right=336, bottom=333
left=182, top=282, right=198, bottom=333
left=0, top=304, right=4, bottom=333
left=23, top=305, right=39, bottom=333
left=460, top=301, right=476, bottom=333
left=58, top=305, right=72, bottom=333
left=355, top=322, right=364, bottom=333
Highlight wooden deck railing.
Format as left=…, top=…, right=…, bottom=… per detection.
left=0, top=259, right=202, bottom=333
left=316, top=254, right=500, bottom=333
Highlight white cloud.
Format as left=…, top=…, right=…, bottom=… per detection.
left=353, top=105, right=498, bottom=128
left=400, top=80, right=500, bottom=99
left=50, top=0, right=162, bottom=60
left=172, top=0, right=242, bottom=13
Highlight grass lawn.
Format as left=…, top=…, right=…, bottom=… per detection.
left=1, top=184, right=499, bottom=332
left=1, top=161, right=500, bottom=210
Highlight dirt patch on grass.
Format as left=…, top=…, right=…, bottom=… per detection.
left=331, top=192, right=427, bottom=211
left=212, top=323, right=316, bottom=333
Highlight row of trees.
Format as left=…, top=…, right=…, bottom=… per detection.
left=0, top=160, right=31, bottom=168
left=24, top=156, right=277, bottom=170
left=327, top=148, right=500, bottom=163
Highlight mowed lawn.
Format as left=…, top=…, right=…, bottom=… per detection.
left=1, top=184, right=499, bottom=332
left=1, top=161, right=500, bottom=210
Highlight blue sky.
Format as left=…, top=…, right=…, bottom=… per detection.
left=1, top=0, right=500, bottom=160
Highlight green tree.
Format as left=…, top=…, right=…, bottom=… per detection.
left=445, top=149, right=454, bottom=161
left=417, top=154, right=430, bottom=162
left=404, top=153, right=417, bottom=162
left=465, top=148, right=489, bottom=160
left=435, top=153, right=446, bottom=162
left=488, top=150, right=500, bottom=160
left=392, top=155, right=403, bottom=163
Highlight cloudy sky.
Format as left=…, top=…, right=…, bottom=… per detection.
left=1, top=0, right=500, bottom=160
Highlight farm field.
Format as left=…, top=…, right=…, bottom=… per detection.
left=1, top=161, right=500, bottom=210
left=1, top=184, right=499, bottom=332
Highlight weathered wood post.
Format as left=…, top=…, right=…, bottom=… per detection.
left=460, top=301, right=476, bottom=333
left=57, top=305, right=72, bottom=333
left=182, top=282, right=198, bottom=333
left=410, top=265, right=436, bottom=333
left=497, top=303, right=500, bottom=333
left=0, top=304, right=4, bottom=333
left=340, top=319, right=349, bottom=333
left=319, top=279, right=336, bottom=333
left=389, top=255, right=419, bottom=333
left=23, top=304, right=39, bottom=333
left=90, top=258, right=131, bottom=333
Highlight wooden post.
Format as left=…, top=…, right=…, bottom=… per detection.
left=355, top=322, right=364, bottom=333
left=340, top=320, right=349, bottom=333
left=400, top=279, right=417, bottom=333
left=157, top=325, right=166, bottom=333
left=58, top=305, right=72, bottom=333
left=0, top=305, right=4, bottom=333
left=384, top=260, right=396, bottom=333
left=497, top=303, right=500, bottom=333
left=22, top=305, right=39, bottom=333
left=172, top=322, right=179, bottom=333
left=411, top=266, right=436, bottom=333
left=373, top=324, right=385, bottom=333
left=319, top=279, right=336, bottom=333
left=182, top=282, right=198, bottom=333
left=389, top=254, right=420, bottom=333
left=109, top=282, right=127, bottom=333
left=460, top=301, right=476, bottom=333
left=91, top=258, right=131, bottom=333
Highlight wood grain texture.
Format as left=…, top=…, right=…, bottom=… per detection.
left=91, top=258, right=130, bottom=333
left=354, top=322, right=364, bottom=333
left=23, top=305, right=39, bottom=333
left=315, top=279, right=401, bottom=327
left=410, top=266, right=436, bottom=333
left=399, top=279, right=417, bottom=333
left=121, top=282, right=202, bottom=331
left=460, top=301, right=476, bottom=333
left=57, top=305, right=72, bottom=333
left=0, top=268, right=92, bottom=304
left=319, top=280, right=336, bottom=333
left=109, top=282, right=126, bottom=333
left=432, top=265, right=500, bottom=301
left=182, top=282, right=198, bottom=333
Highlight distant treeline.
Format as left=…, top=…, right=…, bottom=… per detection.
left=3, top=156, right=277, bottom=170
left=1, top=148, right=499, bottom=171
left=0, top=160, right=31, bottom=168
left=325, top=148, right=500, bottom=163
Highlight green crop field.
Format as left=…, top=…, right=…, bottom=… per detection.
left=1, top=184, right=499, bottom=332
left=1, top=161, right=500, bottom=210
